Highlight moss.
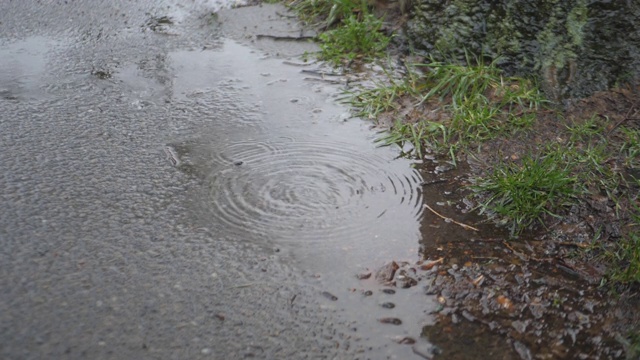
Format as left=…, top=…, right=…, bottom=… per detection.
left=406, top=0, right=640, bottom=99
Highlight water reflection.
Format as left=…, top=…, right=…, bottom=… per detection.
left=167, top=40, right=424, bottom=270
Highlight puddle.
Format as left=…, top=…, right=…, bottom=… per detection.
left=165, top=37, right=442, bottom=357
left=0, top=36, right=56, bottom=101
left=167, top=39, right=425, bottom=270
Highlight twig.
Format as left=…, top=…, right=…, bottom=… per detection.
left=230, top=283, right=259, bottom=289
left=420, top=179, right=447, bottom=186
left=502, top=241, right=555, bottom=263
left=607, top=100, right=639, bottom=136
left=557, top=242, right=590, bottom=249
left=256, top=34, right=316, bottom=41
left=283, top=60, right=316, bottom=67
left=303, top=77, right=343, bottom=84
left=275, top=11, right=298, bottom=19
left=424, top=203, right=479, bottom=231
left=301, top=69, right=343, bottom=77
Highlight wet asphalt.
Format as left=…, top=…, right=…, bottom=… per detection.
left=0, top=1, right=349, bottom=358
left=0, top=1, right=434, bottom=359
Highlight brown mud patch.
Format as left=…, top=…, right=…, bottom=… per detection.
left=407, top=88, right=640, bottom=358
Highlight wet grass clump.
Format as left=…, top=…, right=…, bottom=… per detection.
left=608, top=228, right=640, bottom=284
left=287, top=0, right=368, bottom=28
left=318, top=14, right=391, bottom=66
left=367, top=56, right=544, bottom=159
left=374, top=119, right=446, bottom=160
left=472, top=151, right=580, bottom=235
left=287, top=0, right=391, bottom=66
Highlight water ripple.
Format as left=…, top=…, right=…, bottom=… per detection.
left=196, top=139, right=423, bottom=246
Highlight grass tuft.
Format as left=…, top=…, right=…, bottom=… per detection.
left=318, top=14, right=391, bottom=66
left=375, top=119, right=446, bottom=159
left=472, top=150, right=581, bottom=235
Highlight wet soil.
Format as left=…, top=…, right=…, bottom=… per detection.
left=416, top=159, right=639, bottom=359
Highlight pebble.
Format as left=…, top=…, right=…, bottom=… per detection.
left=321, top=291, right=338, bottom=301
left=379, top=317, right=402, bottom=325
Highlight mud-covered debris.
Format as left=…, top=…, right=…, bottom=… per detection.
left=528, top=302, right=545, bottom=319
left=382, top=289, right=396, bottom=295
left=375, top=261, right=399, bottom=283
left=356, top=271, right=372, bottom=280
left=471, top=274, right=485, bottom=287
left=461, top=310, right=476, bottom=322
left=496, top=295, right=514, bottom=311
left=420, top=257, right=444, bottom=271
left=412, top=343, right=442, bottom=359
left=378, top=317, right=402, bottom=325
left=395, top=336, right=416, bottom=345
left=362, top=290, right=373, bottom=296
left=396, top=269, right=418, bottom=288
left=568, top=311, right=590, bottom=325
left=513, top=340, right=532, bottom=360
left=321, top=291, right=338, bottom=301
left=511, top=320, right=529, bottom=334
left=91, top=69, right=112, bottom=79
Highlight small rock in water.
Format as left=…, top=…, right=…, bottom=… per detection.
left=382, top=289, right=396, bottom=295
left=395, top=270, right=418, bottom=288
left=356, top=272, right=372, bottom=280
left=412, top=343, right=441, bottom=359
left=362, top=290, right=373, bottom=296
left=379, top=317, right=402, bottom=325
left=321, top=291, right=338, bottom=301
left=375, top=261, right=399, bottom=283
left=396, top=337, right=416, bottom=345
left=381, top=302, right=395, bottom=309
left=233, top=160, right=243, bottom=166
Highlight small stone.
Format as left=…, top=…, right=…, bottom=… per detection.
left=396, top=337, right=416, bottom=345
left=379, top=317, right=402, bottom=325
left=233, top=160, right=243, bottom=166
left=381, top=302, right=395, bottom=309
left=382, top=289, right=396, bottom=295
left=461, top=310, right=476, bottom=322
left=356, top=272, right=372, bottom=280
left=321, top=291, right=338, bottom=301
left=375, top=261, right=399, bottom=283
left=511, top=320, right=529, bottom=334
left=513, top=341, right=532, bottom=360
left=395, top=270, right=418, bottom=288
left=412, top=343, right=441, bottom=359
left=363, top=290, right=373, bottom=296
left=529, top=303, right=545, bottom=319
